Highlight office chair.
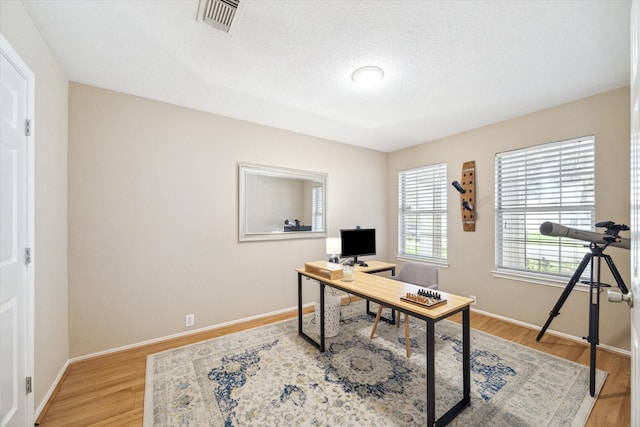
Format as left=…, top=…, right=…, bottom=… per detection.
left=370, top=262, right=439, bottom=357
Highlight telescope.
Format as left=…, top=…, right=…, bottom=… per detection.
left=538, top=220, right=630, bottom=397
left=539, top=221, right=630, bottom=250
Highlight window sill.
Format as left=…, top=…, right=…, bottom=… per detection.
left=491, top=269, right=588, bottom=292
left=396, top=255, right=449, bottom=268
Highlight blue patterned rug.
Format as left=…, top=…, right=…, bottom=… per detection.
left=144, top=300, right=606, bottom=426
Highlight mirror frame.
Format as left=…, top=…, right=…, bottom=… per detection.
left=238, top=162, right=328, bottom=241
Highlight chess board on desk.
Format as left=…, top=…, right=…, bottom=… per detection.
left=400, top=289, right=447, bottom=308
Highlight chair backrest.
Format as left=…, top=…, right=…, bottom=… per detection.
left=393, top=262, right=438, bottom=290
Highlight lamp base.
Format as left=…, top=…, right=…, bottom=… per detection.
left=328, top=254, right=340, bottom=264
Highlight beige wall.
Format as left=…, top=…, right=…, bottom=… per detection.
left=0, top=0, right=70, bottom=411
left=388, top=87, right=631, bottom=350
left=1, top=3, right=632, bottom=414
left=68, top=83, right=388, bottom=357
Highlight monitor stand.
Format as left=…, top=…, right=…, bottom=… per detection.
left=346, top=257, right=367, bottom=267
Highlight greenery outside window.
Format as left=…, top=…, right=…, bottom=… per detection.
left=398, top=163, right=448, bottom=262
left=495, top=136, right=595, bottom=279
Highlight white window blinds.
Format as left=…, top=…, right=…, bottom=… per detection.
left=398, top=163, right=448, bottom=262
left=312, top=185, right=323, bottom=231
left=495, top=136, right=595, bottom=277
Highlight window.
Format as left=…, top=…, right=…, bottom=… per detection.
left=312, top=185, right=324, bottom=231
left=398, top=163, right=448, bottom=262
left=495, top=136, right=595, bottom=279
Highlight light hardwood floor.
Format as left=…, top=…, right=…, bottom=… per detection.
left=36, top=304, right=630, bottom=426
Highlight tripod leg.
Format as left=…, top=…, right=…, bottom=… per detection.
left=586, top=256, right=601, bottom=397
left=589, top=333, right=597, bottom=397
left=537, top=253, right=591, bottom=341
left=604, top=255, right=629, bottom=294
left=587, top=288, right=599, bottom=397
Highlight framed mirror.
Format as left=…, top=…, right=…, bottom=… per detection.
left=238, top=163, right=327, bottom=241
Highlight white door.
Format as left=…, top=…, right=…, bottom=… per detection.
left=0, top=36, right=34, bottom=427
left=631, top=1, right=640, bottom=425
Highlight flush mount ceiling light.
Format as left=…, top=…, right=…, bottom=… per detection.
left=351, top=66, right=384, bottom=88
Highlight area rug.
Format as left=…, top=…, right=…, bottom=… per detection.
left=144, top=300, right=606, bottom=426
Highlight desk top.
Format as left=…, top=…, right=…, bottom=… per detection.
left=297, top=264, right=473, bottom=321
left=353, top=260, right=396, bottom=274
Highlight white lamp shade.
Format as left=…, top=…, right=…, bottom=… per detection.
left=326, top=237, right=342, bottom=255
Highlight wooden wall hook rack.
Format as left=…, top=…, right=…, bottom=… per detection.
left=456, top=161, right=476, bottom=231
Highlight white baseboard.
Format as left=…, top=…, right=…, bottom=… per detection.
left=69, top=302, right=314, bottom=363
left=37, top=304, right=312, bottom=420
left=471, top=307, right=631, bottom=357
left=37, top=301, right=628, bottom=420
left=35, top=358, right=71, bottom=420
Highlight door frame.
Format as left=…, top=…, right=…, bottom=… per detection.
left=1, top=33, right=36, bottom=425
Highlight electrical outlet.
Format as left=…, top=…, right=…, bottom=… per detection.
left=469, top=295, right=477, bottom=306
left=185, top=314, right=195, bottom=327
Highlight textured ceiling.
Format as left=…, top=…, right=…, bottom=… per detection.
left=22, top=0, right=631, bottom=152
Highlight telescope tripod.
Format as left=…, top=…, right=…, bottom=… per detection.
left=536, top=242, right=628, bottom=396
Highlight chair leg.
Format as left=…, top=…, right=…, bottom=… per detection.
left=404, top=313, right=410, bottom=358
left=370, top=305, right=384, bottom=339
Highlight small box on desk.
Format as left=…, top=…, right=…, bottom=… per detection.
left=304, top=261, right=344, bottom=280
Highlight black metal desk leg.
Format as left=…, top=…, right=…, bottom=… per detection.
left=319, top=282, right=325, bottom=352
left=364, top=266, right=396, bottom=325
left=426, top=319, right=436, bottom=426
left=366, top=301, right=396, bottom=324
left=298, top=273, right=303, bottom=335
left=297, top=273, right=323, bottom=352
left=463, top=307, right=471, bottom=400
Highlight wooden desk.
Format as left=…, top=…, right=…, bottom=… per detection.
left=354, top=261, right=397, bottom=323
left=296, top=265, right=473, bottom=426
left=354, top=260, right=396, bottom=275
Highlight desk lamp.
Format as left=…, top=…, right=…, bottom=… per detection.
left=326, top=237, right=341, bottom=264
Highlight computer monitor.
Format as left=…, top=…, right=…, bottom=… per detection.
left=340, top=228, right=376, bottom=266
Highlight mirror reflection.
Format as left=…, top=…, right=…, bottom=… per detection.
left=239, top=163, right=327, bottom=241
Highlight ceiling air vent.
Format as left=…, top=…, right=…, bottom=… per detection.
left=198, top=0, right=240, bottom=33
